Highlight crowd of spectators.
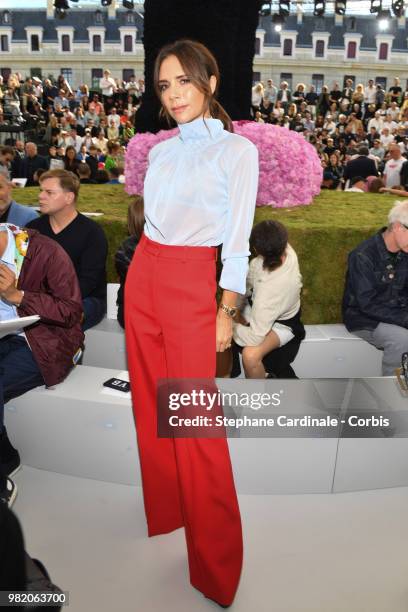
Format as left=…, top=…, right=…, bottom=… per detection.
left=2, top=69, right=408, bottom=194
left=0, top=69, right=144, bottom=185
left=252, top=76, right=408, bottom=193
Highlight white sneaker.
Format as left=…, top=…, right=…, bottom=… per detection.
left=0, top=477, right=17, bottom=508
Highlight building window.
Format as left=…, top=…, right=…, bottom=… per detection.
left=61, top=34, right=70, bottom=52
left=283, top=39, right=293, bottom=56
left=61, top=68, right=72, bottom=85
left=376, top=76, right=387, bottom=90
left=255, top=37, right=260, bottom=54
left=0, top=67, right=10, bottom=82
left=92, top=34, right=101, bottom=52
left=30, top=68, right=42, bottom=79
left=91, top=68, right=103, bottom=90
left=379, top=42, right=388, bottom=60
left=2, top=11, right=10, bottom=24
left=347, top=41, right=356, bottom=59
left=123, top=69, right=134, bottom=83
left=95, top=10, right=103, bottom=24
left=347, top=17, right=356, bottom=31
left=0, top=35, right=9, bottom=52
left=124, top=34, right=133, bottom=53
left=315, top=40, right=325, bottom=58
left=280, top=72, right=293, bottom=90
left=343, top=75, right=355, bottom=88
left=312, top=73, right=324, bottom=94
left=31, top=34, right=40, bottom=52
left=126, top=11, right=135, bottom=24
left=252, top=71, right=261, bottom=84
left=315, top=18, right=326, bottom=30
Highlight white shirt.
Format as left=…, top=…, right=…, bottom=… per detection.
left=368, top=117, right=383, bottom=132
left=125, top=81, right=139, bottom=93
left=364, top=86, right=376, bottom=105
left=143, top=117, right=259, bottom=294
left=233, top=245, right=302, bottom=346
left=0, top=227, right=18, bottom=323
left=380, top=134, right=395, bottom=147
left=99, top=76, right=116, bottom=97
left=107, top=113, right=121, bottom=129
left=251, top=88, right=263, bottom=106
left=384, top=157, right=405, bottom=188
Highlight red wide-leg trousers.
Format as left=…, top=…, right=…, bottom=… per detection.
left=124, top=234, right=243, bottom=606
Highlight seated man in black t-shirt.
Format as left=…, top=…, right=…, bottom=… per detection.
left=27, top=169, right=108, bottom=330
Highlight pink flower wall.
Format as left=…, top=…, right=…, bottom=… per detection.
left=125, top=121, right=322, bottom=208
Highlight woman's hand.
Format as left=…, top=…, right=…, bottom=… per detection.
left=216, top=310, right=233, bottom=352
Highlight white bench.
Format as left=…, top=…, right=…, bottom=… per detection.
left=84, top=314, right=383, bottom=378
left=82, top=283, right=127, bottom=369
left=5, top=365, right=408, bottom=495
left=293, top=324, right=382, bottom=378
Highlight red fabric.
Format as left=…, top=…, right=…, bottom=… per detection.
left=125, top=234, right=243, bottom=607
left=16, top=229, right=84, bottom=387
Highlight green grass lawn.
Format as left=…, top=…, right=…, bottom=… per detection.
left=16, top=186, right=400, bottom=324
left=16, top=185, right=397, bottom=228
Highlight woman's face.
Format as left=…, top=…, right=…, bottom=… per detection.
left=67, top=148, right=75, bottom=160
left=158, top=54, right=215, bottom=125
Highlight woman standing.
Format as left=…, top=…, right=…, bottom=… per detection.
left=125, top=39, right=258, bottom=607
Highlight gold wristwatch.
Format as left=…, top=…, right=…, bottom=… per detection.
left=219, top=303, right=237, bottom=318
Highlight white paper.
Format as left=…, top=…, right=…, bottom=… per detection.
left=0, top=315, right=40, bottom=338
left=11, top=178, right=27, bottom=188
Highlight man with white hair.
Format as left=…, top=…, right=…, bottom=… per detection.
left=343, top=200, right=408, bottom=375
left=380, top=127, right=395, bottom=149
left=383, top=143, right=405, bottom=188
left=368, top=110, right=384, bottom=133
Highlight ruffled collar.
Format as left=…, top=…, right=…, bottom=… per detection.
left=178, top=116, right=224, bottom=142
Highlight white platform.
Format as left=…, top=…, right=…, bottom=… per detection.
left=83, top=321, right=383, bottom=377
left=12, top=467, right=408, bottom=612
left=5, top=366, right=408, bottom=494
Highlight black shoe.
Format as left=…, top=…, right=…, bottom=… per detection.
left=1, top=449, right=21, bottom=478
left=0, top=429, right=21, bottom=477
left=0, top=477, right=17, bottom=507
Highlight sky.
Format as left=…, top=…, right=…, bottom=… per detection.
left=0, top=0, right=406, bottom=15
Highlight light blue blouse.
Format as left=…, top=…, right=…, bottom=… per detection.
left=143, top=117, right=259, bottom=294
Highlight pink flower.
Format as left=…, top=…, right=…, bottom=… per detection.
left=125, top=122, right=322, bottom=208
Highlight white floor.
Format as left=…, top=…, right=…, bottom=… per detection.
left=11, top=467, right=408, bottom=612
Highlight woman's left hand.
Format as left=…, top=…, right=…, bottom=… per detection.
left=216, top=310, right=233, bottom=352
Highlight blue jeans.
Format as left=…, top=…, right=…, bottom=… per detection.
left=82, top=297, right=106, bottom=331
left=0, top=335, right=45, bottom=432
left=0, top=335, right=45, bottom=489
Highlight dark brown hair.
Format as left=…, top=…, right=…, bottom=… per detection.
left=153, top=39, right=233, bottom=132
left=127, top=195, right=145, bottom=240
left=39, top=168, right=80, bottom=201
left=250, top=220, right=288, bottom=272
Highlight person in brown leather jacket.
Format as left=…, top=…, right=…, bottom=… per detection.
left=0, top=222, right=84, bottom=507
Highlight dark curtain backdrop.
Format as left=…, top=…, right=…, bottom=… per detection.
left=135, top=0, right=260, bottom=133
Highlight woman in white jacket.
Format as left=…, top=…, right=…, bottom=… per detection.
left=233, top=220, right=304, bottom=378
